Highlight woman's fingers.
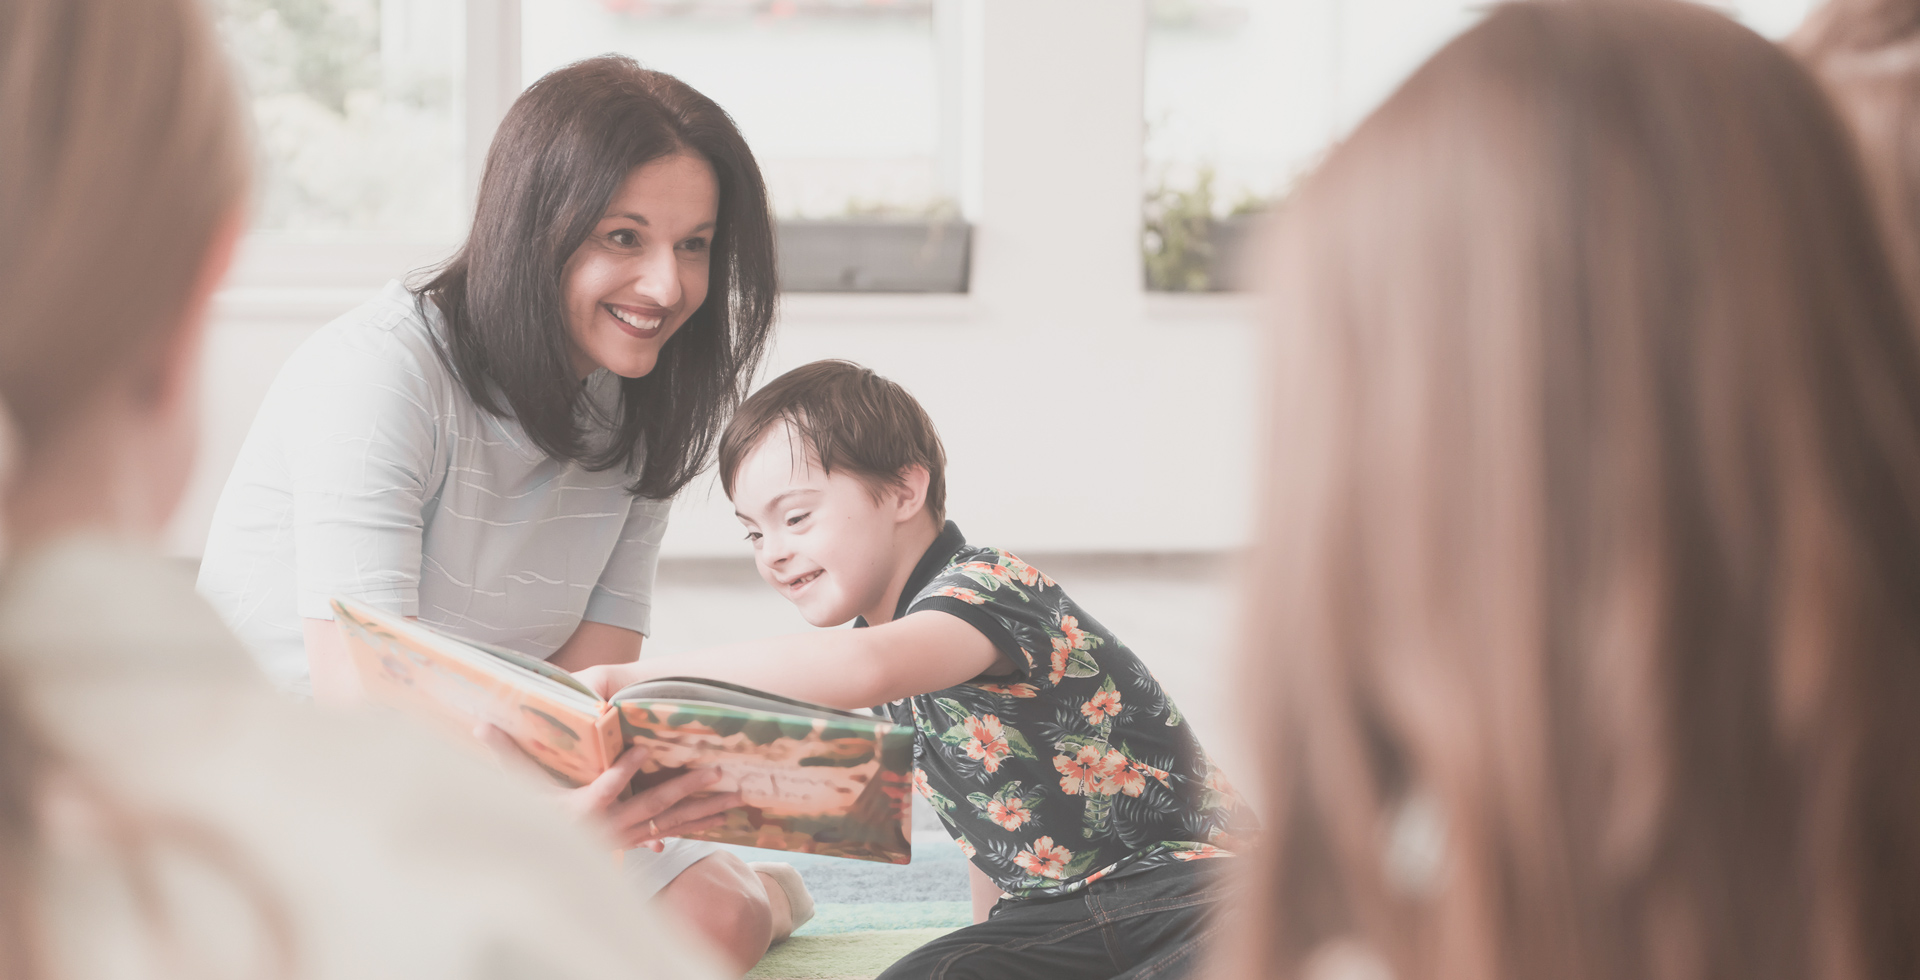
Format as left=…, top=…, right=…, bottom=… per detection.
left=620, top=809, right=735, bottom=851
left=564, top=743, right=654, bottom=819
left=613, top=765, right=724, bottom=821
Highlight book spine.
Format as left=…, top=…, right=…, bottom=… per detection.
left=593, top=704, right=624, bottom=773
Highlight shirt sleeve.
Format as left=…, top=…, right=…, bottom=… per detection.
left=580, top=495, right=671, bottom=636
left=281, top=321, right=444, bottom=621
left=906, top=554, right=1062, bottom=685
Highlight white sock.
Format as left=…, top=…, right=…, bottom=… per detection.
left=750, top=862, right=815, bottom=939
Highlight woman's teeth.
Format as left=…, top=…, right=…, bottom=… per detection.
left=608, top=306, right=662, bottom=331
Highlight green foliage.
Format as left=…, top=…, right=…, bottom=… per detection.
left=1143, top=164, right=1278, bottom=292
left=1143, top=166, right=1220, bottom=292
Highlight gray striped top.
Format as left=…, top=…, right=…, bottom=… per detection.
left=198, top=281, right=668, bottom=693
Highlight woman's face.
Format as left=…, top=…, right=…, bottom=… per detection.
left=560, top=152, right=720, bottom=379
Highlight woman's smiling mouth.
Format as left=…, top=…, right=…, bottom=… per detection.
left=606, top=303, right=664, bottom=339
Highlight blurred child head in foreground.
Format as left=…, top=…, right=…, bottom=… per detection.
left=717, top=359, right=947, bottom=627
left=1231, top=1, right=1920, bottom=978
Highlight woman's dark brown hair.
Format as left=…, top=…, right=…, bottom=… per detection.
left=1230, top=2, right=1920, bottom=979
left=1793, top=0, right=1920, bottom=323
left=422, top=56, right=777, bottom=499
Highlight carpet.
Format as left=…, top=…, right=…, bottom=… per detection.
left=746, top=929, right=960, bottom=980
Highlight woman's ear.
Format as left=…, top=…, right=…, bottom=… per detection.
left=890, top=464, right=932, bottom=524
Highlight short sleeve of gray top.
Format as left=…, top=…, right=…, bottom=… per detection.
left=197, top=281, right=669, bottom=694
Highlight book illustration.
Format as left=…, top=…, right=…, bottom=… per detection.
left=618, top=702, right=914, bottom=863
left=331, top=598, right=913, bottom=864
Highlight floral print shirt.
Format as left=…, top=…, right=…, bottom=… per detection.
left=864, top=523, right=1253, bottom=899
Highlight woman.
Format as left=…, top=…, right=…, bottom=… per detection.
left=195, top=57, right=802, bottom=972
left=1225, top=2, right=1920, bottom=979
left=0, top=0, right=725, bottom=975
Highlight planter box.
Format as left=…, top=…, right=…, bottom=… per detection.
left=1207, top=213, right=1262, bottom=292
left=777, top=219, right=972, bottom=293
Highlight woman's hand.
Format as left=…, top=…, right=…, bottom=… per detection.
left=474, top=724, right=742, bottom=851
left=574, top=661, right=653, bottom=700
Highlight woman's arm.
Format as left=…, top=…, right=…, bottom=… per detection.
left=577, top=610, right=1011, bottom=709
left=548, top=621, right=645, bottom=672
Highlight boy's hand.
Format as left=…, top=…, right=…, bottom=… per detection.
left=474, top=724, right=742, bottom=851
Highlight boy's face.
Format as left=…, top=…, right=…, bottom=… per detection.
left=732, top=424, right=911, bottom=628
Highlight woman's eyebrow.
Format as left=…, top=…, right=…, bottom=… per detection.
left=607, top=212, right=716, bottom=234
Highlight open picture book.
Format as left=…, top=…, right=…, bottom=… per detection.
left=331, top=598, right=913, bottom=864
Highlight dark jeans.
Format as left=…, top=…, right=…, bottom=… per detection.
left=875, top=860, right=1233, bottom=980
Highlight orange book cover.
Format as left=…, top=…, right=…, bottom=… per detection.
left=332, top=598, right=914, bottom=863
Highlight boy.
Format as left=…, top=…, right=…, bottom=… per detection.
left=581, top=360, right=1251, bottom=980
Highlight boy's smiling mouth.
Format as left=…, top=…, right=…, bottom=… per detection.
left=783, top=569, right=823, bottom=593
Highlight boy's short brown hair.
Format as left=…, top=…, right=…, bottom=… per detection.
left=718, top=360, right=947, bottom=523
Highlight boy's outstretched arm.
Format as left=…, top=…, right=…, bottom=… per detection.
left=576, top=611, right=1011, bottom=710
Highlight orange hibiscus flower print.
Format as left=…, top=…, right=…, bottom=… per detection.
left=1053, top=745, right=1106, bottom=795
left=958, top=561, right=1016, bottom=587
left=1103, top=763, right=1147, bottom=797
left=999, top=551, right=1057, bottom=588
left=933, top=585, right=988, bottom=605
left=956, top=836, right=977, bottom=858
left=963, top=714, right=1013, bottom=772
left=985, top=796, right=1034, bottom=830
left=1081, top=686, right=1122, bottom=724
left=1013, top=836, right=1073, bottom=879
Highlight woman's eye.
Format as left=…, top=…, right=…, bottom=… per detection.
left=609, top=229, right=638, bottom=247
left=680, top=236, right=710, bottom=253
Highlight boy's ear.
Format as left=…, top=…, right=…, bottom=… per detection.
left=890, top=464, right=932, bottom=524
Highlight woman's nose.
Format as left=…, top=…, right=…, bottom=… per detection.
left=630, top=249, right=682, bottom=309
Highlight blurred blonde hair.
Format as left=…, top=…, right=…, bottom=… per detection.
left=0, top=0, right=257, bottom=976
left=1231, top=2, right=1920, bottom=979
left=0, top=0, right=247, bottom=454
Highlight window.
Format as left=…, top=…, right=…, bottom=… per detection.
left=215, top=0, right=466, bottom=240
left=1141, top=0, right=1824, bottom=292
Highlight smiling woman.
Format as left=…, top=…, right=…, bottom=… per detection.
left=194, top=56, right=800, bottom=976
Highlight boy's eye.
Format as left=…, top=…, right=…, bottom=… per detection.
left=786, top=512, right=809, bottom=527
left=743, top=531, right=762, bottom=543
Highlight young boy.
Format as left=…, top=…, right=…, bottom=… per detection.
left=581, top=360, right=1251, bottom=980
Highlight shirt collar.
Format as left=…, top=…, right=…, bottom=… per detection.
left=856, top=520, right=967, bottom=628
